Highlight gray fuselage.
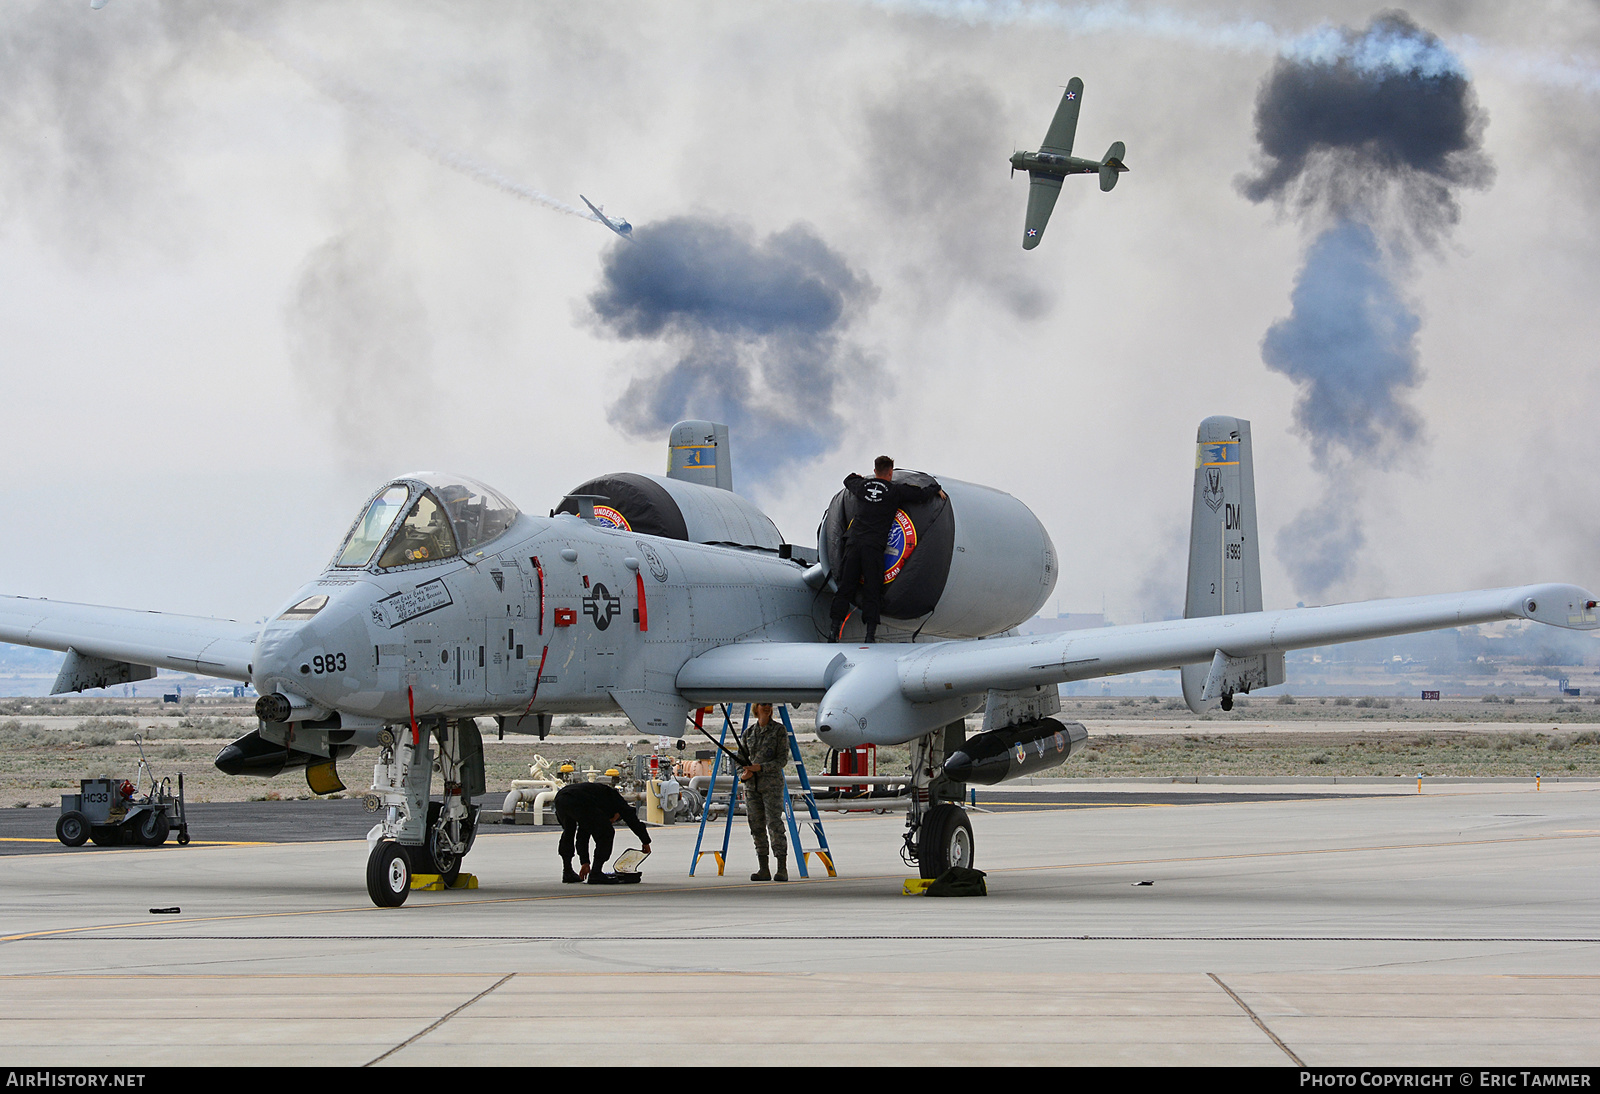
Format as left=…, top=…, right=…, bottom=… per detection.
left=250, top=512, right=819, bottom=727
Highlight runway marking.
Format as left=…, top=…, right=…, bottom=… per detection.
left=365, top=972, right=514, bottom=1067
left=3, top=831, right=1594, bottom=944
left=1208, top=972, right=1304, bottom=1066
left=0, top=838, right=269, bottom=847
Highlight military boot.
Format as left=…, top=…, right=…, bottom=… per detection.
left=750, top=855, right=771, bottom=881
left=775, top=855, right=789, bottom=882
left=863, top=625, right=877, bottom=644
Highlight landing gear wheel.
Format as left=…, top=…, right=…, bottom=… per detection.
left=366, top=841, right=412, bottom=908
left=916, top=803, right=974, bottom=879
left=56, top=811, right=88, bottom=847
left=89, top=825, right=124, bottom=848
left=135, top=811, right=170, bottom=847
left=422, top=802, right=466, bottom=887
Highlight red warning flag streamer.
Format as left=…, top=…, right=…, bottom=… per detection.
left=406, top=686, right=421, bottom=747
left=635, top=570, right=649, bottom=632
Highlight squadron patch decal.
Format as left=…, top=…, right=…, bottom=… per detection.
left=594, top=505, right=632, bottom=531
left=1203, top=467, right=1225, bottom=513
left=882, top=510, right=918, bottom=584
left=638, top=541, right=669, bottom=583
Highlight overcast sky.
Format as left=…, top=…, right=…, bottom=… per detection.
left=1, top=0, right=1597, bottom=625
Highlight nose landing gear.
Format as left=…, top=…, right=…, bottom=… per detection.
left=363, top=717, right=484, bottom=908
left=901, top=720, right=976, bottom=880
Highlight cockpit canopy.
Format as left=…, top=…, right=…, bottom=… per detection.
left=333, top=474, right=520, bottom=570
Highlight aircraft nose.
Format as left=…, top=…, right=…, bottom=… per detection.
left=250, top=589, right=366, bottom=706
left=814, top=704, right=867, bottom=749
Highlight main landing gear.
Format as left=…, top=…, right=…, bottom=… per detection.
left=363, top=717, right=485, bottom=908
left=901, top=720, right=975, bottom=879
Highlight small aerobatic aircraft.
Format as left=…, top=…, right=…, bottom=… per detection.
left=1010, top=77, right=1127, bottom=249
left=580, top=195, right=632, bottom=239
left=2, top=417, right=1594, bottom=906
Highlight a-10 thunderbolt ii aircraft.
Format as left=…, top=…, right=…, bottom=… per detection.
left=2, top=415, right=1595, bottom=907
left=1010, top=76, right=1128, bottom=250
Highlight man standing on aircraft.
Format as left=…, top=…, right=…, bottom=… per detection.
left=741, top=702, right=790, bottom=882
left=829, top=457, right=945, bottom=643
left=553, top=780, right=652, bottom=885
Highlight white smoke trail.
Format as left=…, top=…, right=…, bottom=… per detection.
left=847, top=0, right=1600, bottom=92
left=250, top=33, right=601, bottom=223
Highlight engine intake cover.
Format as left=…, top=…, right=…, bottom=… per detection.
left=820, top=475, right=1056, bottom=638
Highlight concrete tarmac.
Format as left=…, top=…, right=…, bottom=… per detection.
left=1, top=782, right=1597, bottom=1066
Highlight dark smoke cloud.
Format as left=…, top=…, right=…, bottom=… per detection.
left=1240, top=11, right=1493, bottom=597
left=1261, top=219, right=1423, bottom=462
left=1242, top=13, right=1493, bottom=240
left=591, top=216, right=878, bottom=485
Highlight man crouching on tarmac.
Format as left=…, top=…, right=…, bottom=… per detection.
left=554, top=780, right=652, bottom=884
left=742, top=702, right=790, bottom=882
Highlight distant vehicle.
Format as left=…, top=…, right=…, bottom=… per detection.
left=580, top=195, right=633, bottom=239
left=1009, top=77, right=1127, bottom=250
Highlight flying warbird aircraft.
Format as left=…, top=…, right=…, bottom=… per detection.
left=580, top=195, right=632, bottom=239
left=2, top=416, right=1595, bottom=907
left=1010, top=77, right=1128, bottom=250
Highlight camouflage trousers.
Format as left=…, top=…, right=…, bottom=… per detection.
left=745, top=771, right=788, bottom=858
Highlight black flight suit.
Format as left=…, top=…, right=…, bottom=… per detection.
left=829, top=472, right=942, bottom=638
left=553, top=781, right=652, bottom=882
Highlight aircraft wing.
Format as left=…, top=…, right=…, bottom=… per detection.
left=1039, top=77, right=1083, bottom=155
left=678, top=583, right=1598, bottom=706
left=0, top=595, right=257, bottom=686
left=1023, top=175, right=1062, bottom=249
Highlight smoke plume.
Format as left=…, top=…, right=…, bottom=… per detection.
left=590, top=216, right=878, bottom=484
left=284, top=212, right=441, bottom=471
left=253, top=34, right=605, bottom=228
left=0, top=1, right=239, bottom=254
left=1240, top=11, right=1492, bottom=597
left=861, top=73, right=1052, bottom=320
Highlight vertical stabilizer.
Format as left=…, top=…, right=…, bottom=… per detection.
left=667, top=420, right=733, bottom=492
left=1180, top=416, right=1284, bottom=712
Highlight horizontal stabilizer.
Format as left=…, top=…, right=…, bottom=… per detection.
left=1099, top=141, right=1126, bottom=192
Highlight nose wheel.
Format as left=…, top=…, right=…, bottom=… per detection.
left=367, top=840, right=412, bottom=907
left=916, top=803, right=974, bottom=879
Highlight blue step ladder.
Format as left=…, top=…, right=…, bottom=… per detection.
left=690, top=703, right=836, bottom=878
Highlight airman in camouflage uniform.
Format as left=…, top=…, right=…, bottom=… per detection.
left=741, top=702, right=790, bottom=881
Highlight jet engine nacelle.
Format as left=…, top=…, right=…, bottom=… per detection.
left=820, top=474, right=1057, bottom=639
